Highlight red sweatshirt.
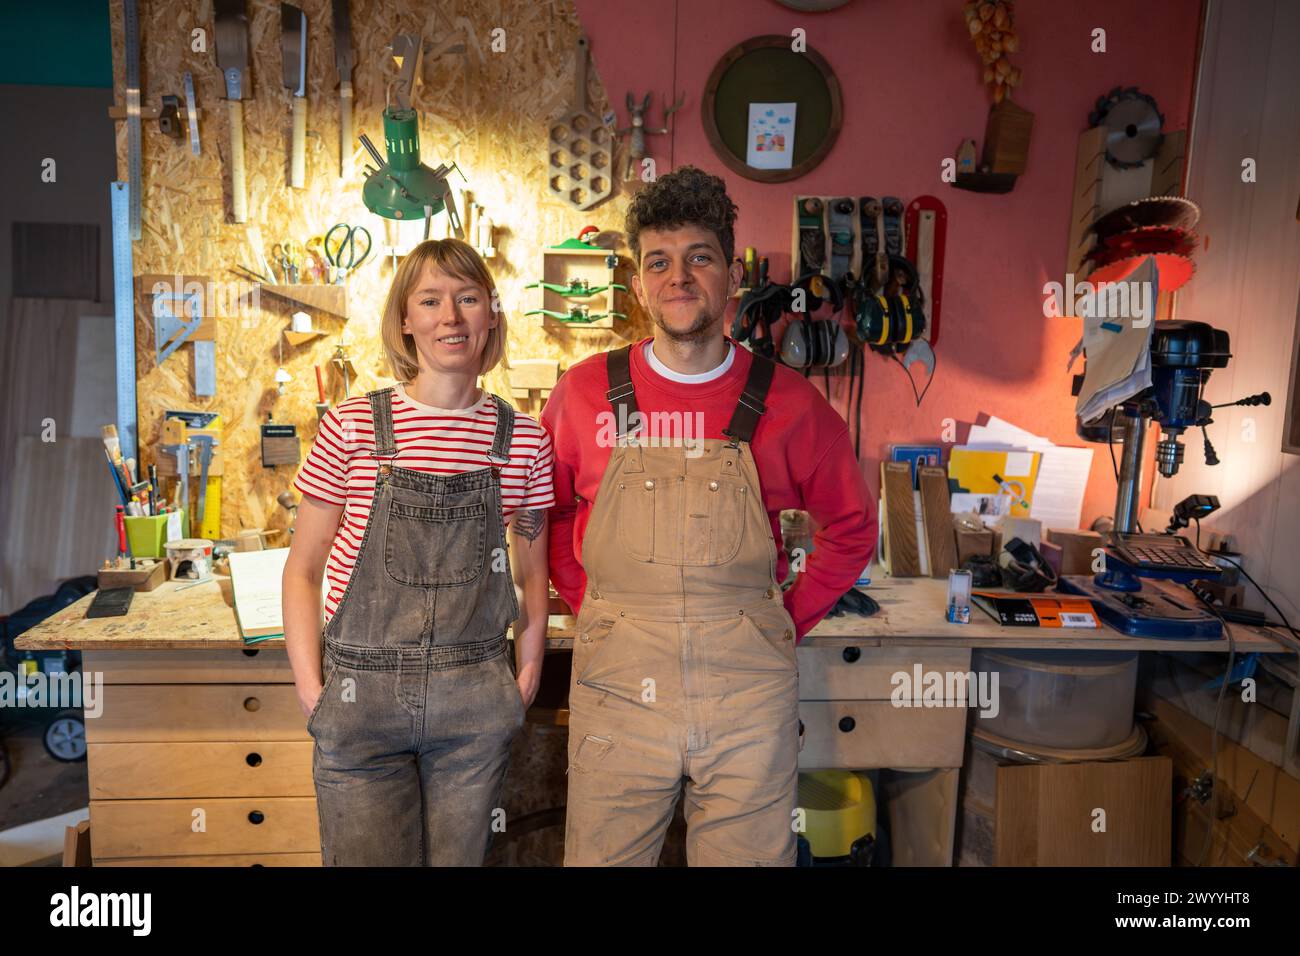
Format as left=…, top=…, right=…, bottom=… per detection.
left=541, top=337, right=877, bottom=641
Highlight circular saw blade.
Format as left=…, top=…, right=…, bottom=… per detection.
left=1089, top=195, right=1201, bottom=240
left=1087, top=251, right=1196, bottom=292
left=1090, top=86, right=1165, bottom=168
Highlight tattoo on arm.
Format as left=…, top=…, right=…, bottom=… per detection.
left=511, top=509, right=546, bottom=543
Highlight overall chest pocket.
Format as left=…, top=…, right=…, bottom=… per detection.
left=384, top=498, right=487, bottom=587
left=617, top=474, right=747, bottom=567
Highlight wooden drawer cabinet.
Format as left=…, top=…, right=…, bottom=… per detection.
left=90, top=797, right=320, bottom=858
left=88, top=742, right=315, bottom=799
left=796, top=644, right=972, bottom=770
left=81, top=650, right=318, bottom=866
left=89, top=647, right=295, bottom=684
left=97, top=853, right=321, bottom=866
left=86, top=683, right=310, bottom=744
left=797, top=644, right=972, bottom=700
left=797, top=700, right=967, bottom=769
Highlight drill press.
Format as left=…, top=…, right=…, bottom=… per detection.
left=1060, top=319, right=1268, bottom=638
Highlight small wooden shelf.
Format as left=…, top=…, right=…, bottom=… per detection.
left=951, top=171, right=1018, bottom=194
left=257, top=283, right=349, bottom=321
left=283, top=330, right=326, bottom=347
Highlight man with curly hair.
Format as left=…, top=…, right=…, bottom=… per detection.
left=542, top=165, right=876, bottom=866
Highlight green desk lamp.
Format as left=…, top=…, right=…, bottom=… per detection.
left=360, top=34, right=465, bottom=241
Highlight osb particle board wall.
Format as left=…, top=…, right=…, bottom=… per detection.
left=109, top=0, right=652, bottom=539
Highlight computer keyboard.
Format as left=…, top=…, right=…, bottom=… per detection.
left=1108, top=532, right=1221, bottom=574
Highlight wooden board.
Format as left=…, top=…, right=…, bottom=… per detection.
left=107, top=0, right=655, bottom=543
left=994, top=757, right=1172, bottom=866
left=918, top=466, right=957, bottom=579
left=20, top=568, right=1292, bottom=654
left=880, top=461, right=921, bottom=577
left=1144, top=696, right=1300, bottom=854
left=881, top=768, right=960, bottom=867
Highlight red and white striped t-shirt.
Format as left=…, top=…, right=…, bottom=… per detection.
left=293, top=383, right=556, bottom=623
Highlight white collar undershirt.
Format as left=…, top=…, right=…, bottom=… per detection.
left=643, top=340, right=735, bottom=384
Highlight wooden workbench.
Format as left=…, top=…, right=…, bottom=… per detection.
left=17, top=572, right=1289, bottom=866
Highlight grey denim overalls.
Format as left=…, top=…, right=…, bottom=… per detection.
left=307, top=386, right=526, bottom=866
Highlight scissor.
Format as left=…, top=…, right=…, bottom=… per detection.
left=271, top=240, right=304, bottom=284
left=323, top=223, right=373, bottom=283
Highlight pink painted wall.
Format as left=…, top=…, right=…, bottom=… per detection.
left=573, top=0, right=1203, bottom=529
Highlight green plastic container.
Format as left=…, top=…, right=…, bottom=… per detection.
left=124, top=512, right=190, bottom=559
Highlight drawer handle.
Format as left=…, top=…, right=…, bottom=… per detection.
left=838, top=716, right=856, bottom=733
left=842, top=646, right=861, bottom=663
left=242, top=648, right=260, bottom=657
left=248, top=811, right=265, bottom=825
left=246, top=752, right=262, bottom=767
left=243, top=697, right=261, bottom=712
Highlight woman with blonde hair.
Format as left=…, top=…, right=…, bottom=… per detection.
left=282, top=238, right=554, bottom=866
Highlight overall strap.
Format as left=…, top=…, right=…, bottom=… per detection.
left=367, top=387, right=398, bottom=458
left=487, top=394, right=515, bottom=466
left=722, top=351, right=776, bottom=444
left=605, top=345, right=639, bottom=439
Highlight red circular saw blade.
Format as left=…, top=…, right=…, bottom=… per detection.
left=1086, top=251, right=1196, bottom=290
left=1089, top=227, right=1198, bottom=263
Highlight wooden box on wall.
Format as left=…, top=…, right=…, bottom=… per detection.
left=536, top=246, right=628, bottom=334
left=982, top=99, right=1035, bottom=176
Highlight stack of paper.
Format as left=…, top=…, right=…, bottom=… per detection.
left=1075, top=256, right=1159, bottom=423
left=966, top=417, right=1095, bottom=531
left=228, top=547, right=291, bottom=642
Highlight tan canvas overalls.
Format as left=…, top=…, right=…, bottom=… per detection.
left=565, top=345, right=801, bottom=866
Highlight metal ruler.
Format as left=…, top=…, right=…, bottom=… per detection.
left=183, top=71, right=201, bottom=156
left=124, top=0, right=143, bottom=240
left=193, top=340, right=216, bottom=396
left=111, top=182, right=139, bottom=462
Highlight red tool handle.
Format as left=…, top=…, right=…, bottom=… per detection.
left=115, top=505, right=127, bottom=556
left=315, top=365, right=326, bottom=404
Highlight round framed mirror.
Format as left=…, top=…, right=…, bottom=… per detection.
left=701, top=35, right=843, bottom=183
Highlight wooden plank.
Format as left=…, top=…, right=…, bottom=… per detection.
left=881, top=768, right=960, bottom=866
left=797, top=700, right=967, bottom=769
left=1144, top=699, right=1298, bottom=865
left=63, top=819, right=92, bottom=868
left=90, top=797, right=320, bottom=858
left=83, top=648, right=296, bottom=683
left=89, top=741, right=314, bottom=799
left=994, top=757, right=1172, bottom=866
left=96, top=851, right=321, bottom=867
left=1145, top=696, right=1300, bottom=853
left=85, top=684, right=311, bottom=743
left=880, top=461, right=921, bottom=577
left=918, top=466, right=957, bottom=578
left=1065, top=126, right=1107, bottom=277
left=797, top=644, right=971, bottom=700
